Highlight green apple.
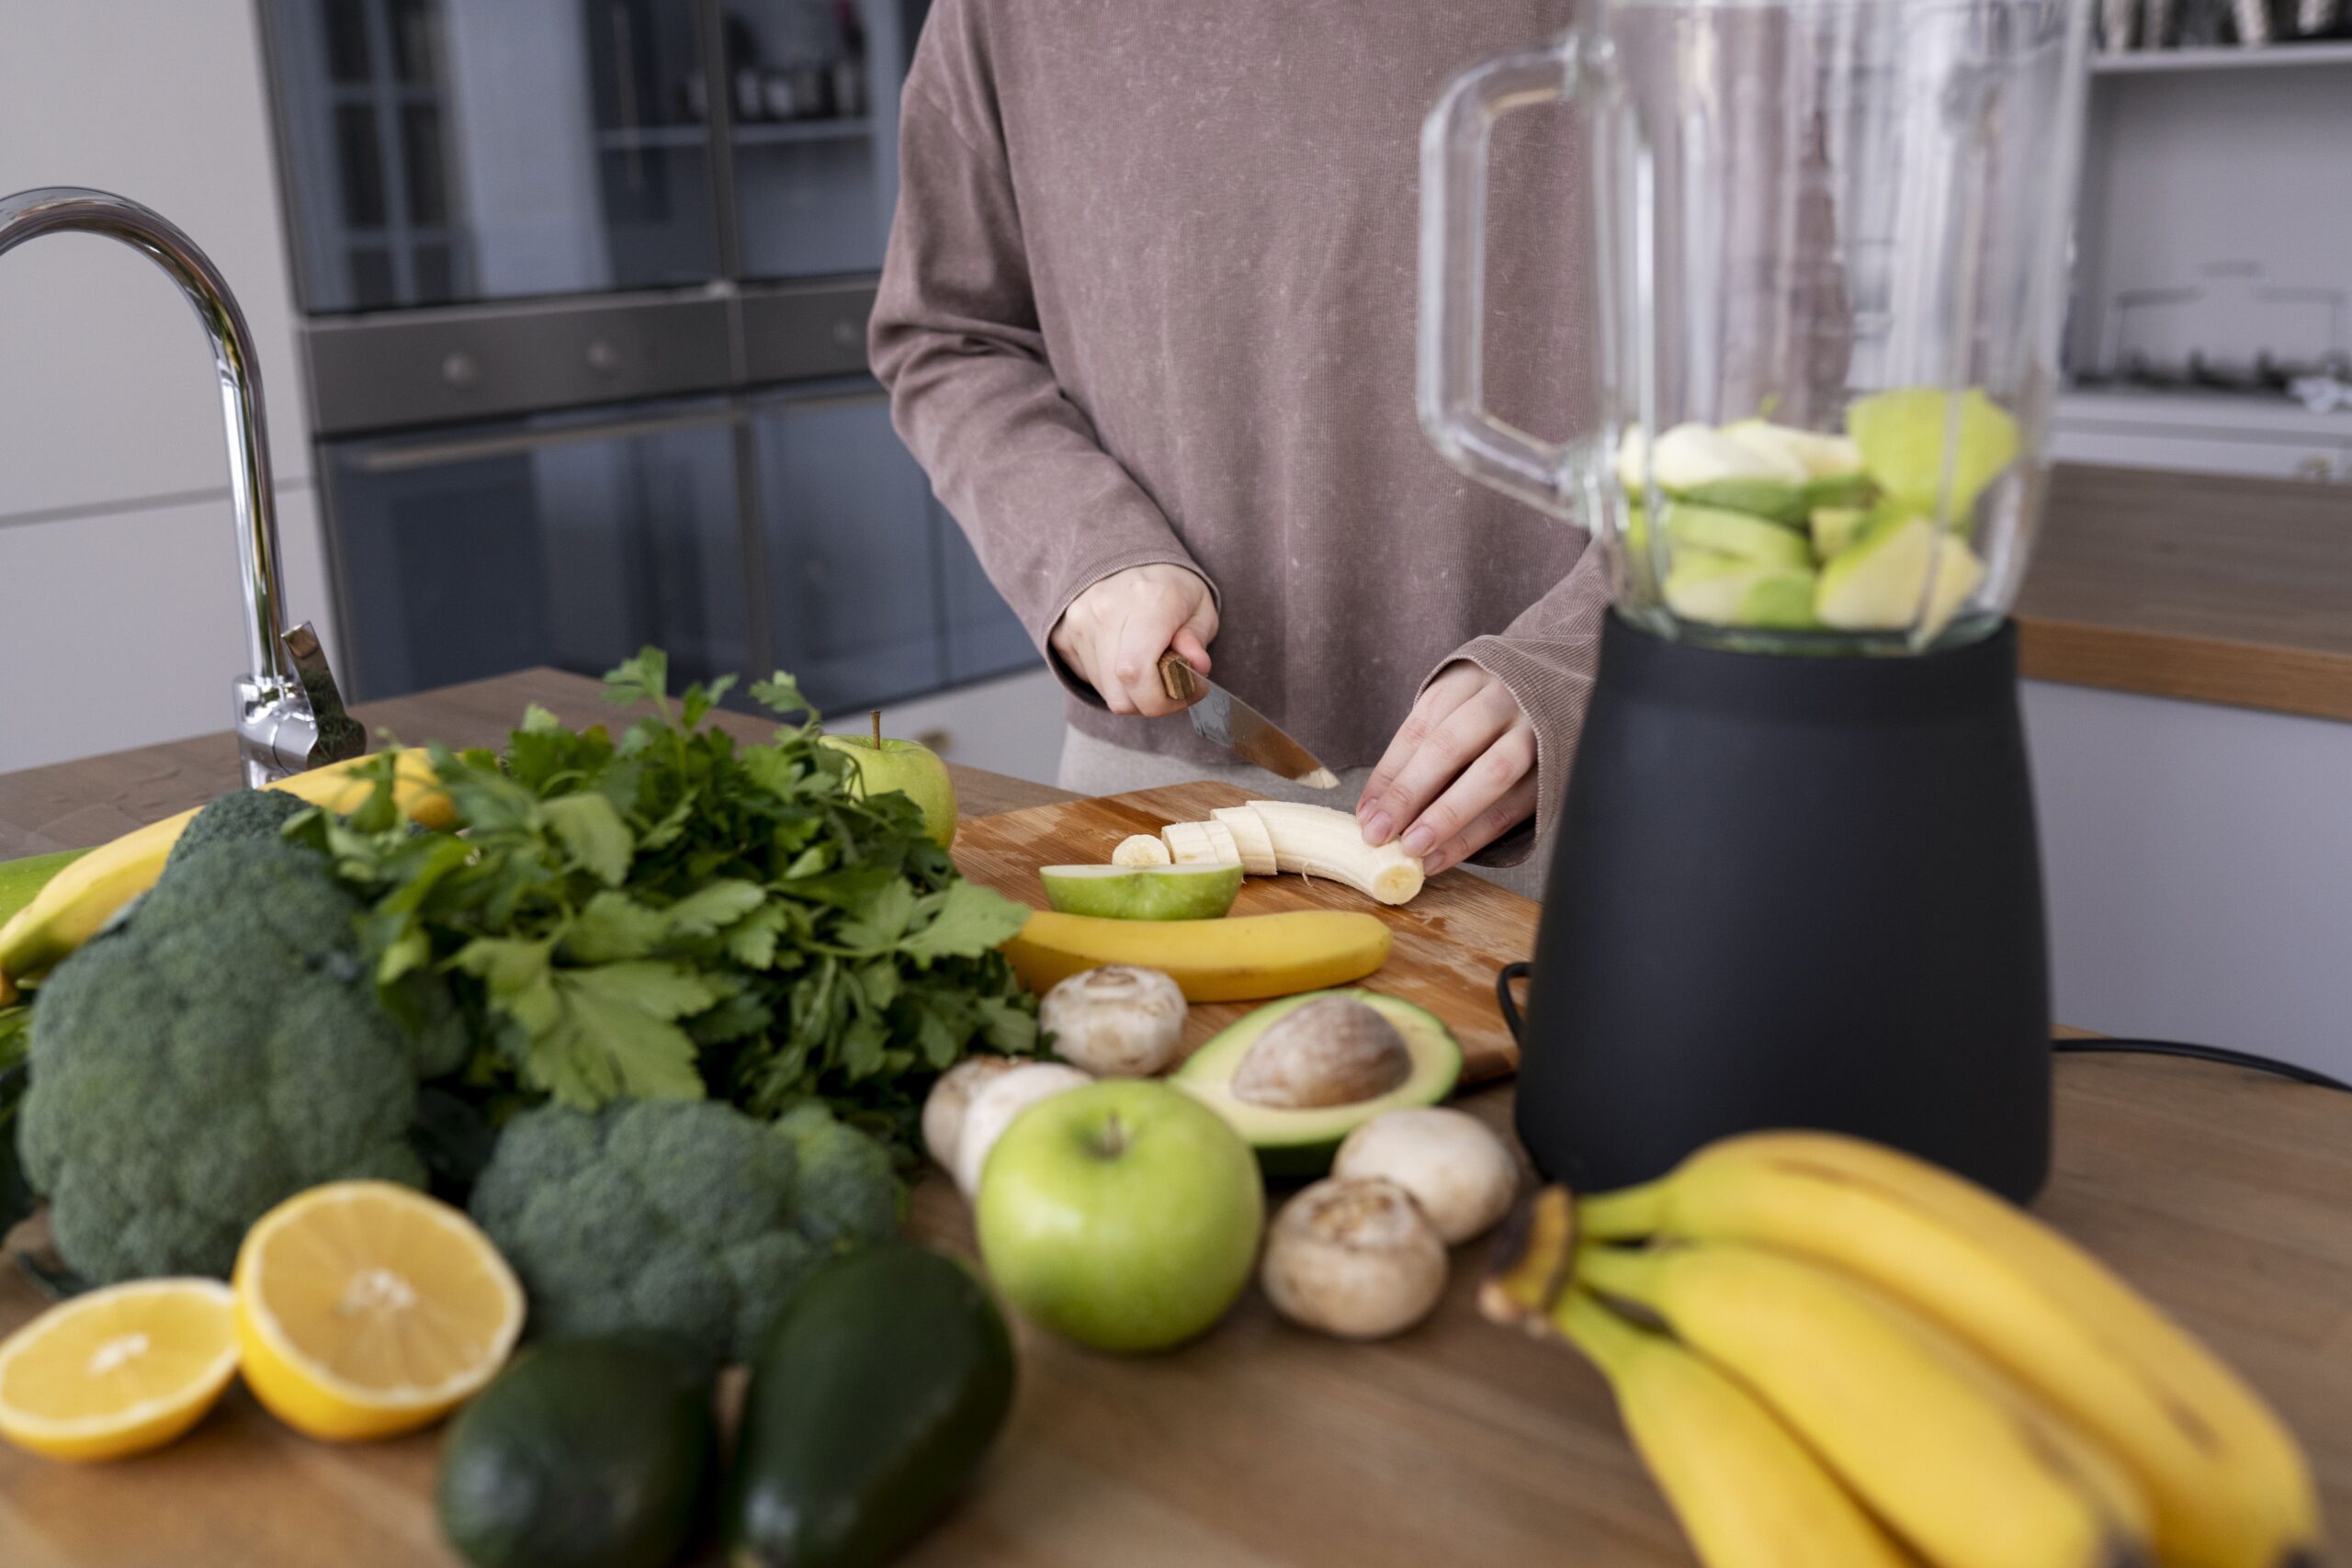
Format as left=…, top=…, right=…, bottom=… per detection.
left=1664, top=553, right=1821, bottom=630
left=820, top=714, right=958, bottom=848
left=1815, top=513, right=1986, bottom=637
left=1847, top=386, right=2019, bottom=520
left=1808, top=505, right=1871, bottom=560
left=1661, top=502, right=1813, bottom=570
left=1038, top=863, right=1242, bottom=920
left=976, top=1079, right=1265, bottom=1352
left=1721, top=418, right=1863, bottom=480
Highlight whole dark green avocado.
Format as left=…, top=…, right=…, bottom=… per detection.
left=436, top=1336, right=718, bottom=1568
left=724, top=1243, right=1015, bottom=1568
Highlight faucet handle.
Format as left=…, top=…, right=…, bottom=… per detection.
left=282, top=623, right=366, bottom=766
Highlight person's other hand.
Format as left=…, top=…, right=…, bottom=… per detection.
left=1049, top=564, right=1218, bottom=716
left=1356, top=663, right=1536, bottom=876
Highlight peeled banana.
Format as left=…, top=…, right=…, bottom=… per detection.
left=1208, top=806, right=1280, bottom=876
left=1579, top=1132, right=2323, bottom=1568
left=0, top=750, right=454, bottom=988
left=1578, top=1241, right=2154, bottom=1568
left=1554, top=1291, right=1917, bottom=1568
left=1243, top=801, right=1423, bottom=905
left=1161, top=818, right=1242, bottom=868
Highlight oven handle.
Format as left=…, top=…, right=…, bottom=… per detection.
left=348, top=406, right=750, bottom=473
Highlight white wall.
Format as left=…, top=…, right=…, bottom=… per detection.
left=0, top=1, right=334, bottom=772
left=2023, top=679, right=2352, bottom=1084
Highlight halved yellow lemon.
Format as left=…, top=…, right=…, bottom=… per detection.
left=232, top=1180, right=523, bottom=1442
left=0, top=1278, right=240, bottom=1461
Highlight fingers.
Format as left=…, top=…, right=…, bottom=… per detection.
left=1109, top=605, right=1188, bottom=716
left=1416, top=764, right=1539, bottom=877
left=1170, top=626, right=1213, bottom=677
left=1357, top=665, right=1486, bottom=837
left=1360, top=677, right=1522, bottom=848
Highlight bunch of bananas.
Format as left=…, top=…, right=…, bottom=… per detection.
left=1484, top=1132, right=2322, bottom=1568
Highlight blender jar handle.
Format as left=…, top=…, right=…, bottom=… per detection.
left=1418, top=37, right=1588, bottom=525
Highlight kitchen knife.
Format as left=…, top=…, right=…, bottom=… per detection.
left=1159, top=652, right=1340, bottom=789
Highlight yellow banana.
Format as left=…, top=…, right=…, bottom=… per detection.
left=0, top=750, right=452, bottom=987
left=1578, top=1241, right=2154, bottom=1568
left=1554, top=1291, right=1916, bottom=1568
left=1580, top=1132, right=2322, bottom=1568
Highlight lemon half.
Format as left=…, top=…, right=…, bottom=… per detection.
left=0, top=1277, right=240, bottom=1461
left=233, top=1180, right=523, bottom=1442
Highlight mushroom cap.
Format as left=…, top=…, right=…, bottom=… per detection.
left=1042, top=964, right=1188, bottom=1077
left=1332, top=1107, right=1520, bottom=1245
left=922, top=1054, right=1025, bottom=1170
left=953, top=1061, right=1095, bottom=1195
left=1261, top=1177, right=1448, bottom=1340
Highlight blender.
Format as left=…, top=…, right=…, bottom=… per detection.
left=1420, top=0, right=2092, bottom=1201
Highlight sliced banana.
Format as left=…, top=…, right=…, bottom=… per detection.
left=1111, top=833, right=1173, bottom=868
left=1162, top=818, right=1242, bottom=868
left=1249, top=801, right=1425, bottom=906
left=1209, top=806, right=1280, bottom=876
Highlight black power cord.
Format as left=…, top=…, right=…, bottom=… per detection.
left=1493, top=962, right=2350, bottom=1094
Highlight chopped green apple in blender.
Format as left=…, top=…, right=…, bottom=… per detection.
left=1616, top=422, right=1811, bottom=523
left=1846, top=388, right=2020, bottom=520
left=1663, top=554, right=1821, bottom=629
left=1814, top=513, right=1987, bottom=637
left=1808, top=505, right=1871, bottom=560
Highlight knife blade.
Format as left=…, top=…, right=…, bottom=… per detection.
left=1158, top=653, right=1340, bottom=790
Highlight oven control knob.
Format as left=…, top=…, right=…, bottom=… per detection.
left=441, top=350, right=480, bottom=389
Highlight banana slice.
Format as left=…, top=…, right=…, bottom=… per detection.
left=1210, top=807, right=1280, bottom=876
left=1249, top=801, right=1424, bottom=906
left=1162, top=819, right=1242, bottom=868
left=1111, top=833, right=1173, bottom=868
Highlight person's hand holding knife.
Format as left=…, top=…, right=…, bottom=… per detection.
left=1053, top=565, right=1534, bottom=877
left=1050, top=564, right=1218, bottom=715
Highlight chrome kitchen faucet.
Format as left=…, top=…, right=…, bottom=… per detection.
left=0, top=186, right=361, bottom=785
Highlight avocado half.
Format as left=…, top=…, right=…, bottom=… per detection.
left=1171, top=989, right=1463, bottom=1178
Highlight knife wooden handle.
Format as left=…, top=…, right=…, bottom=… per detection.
left=1158, top=651, right=1203, bottom=705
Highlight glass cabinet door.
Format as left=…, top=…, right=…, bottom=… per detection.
left=262, top=0, right=722, bottom=311
left=724, top=0, right=905, bottom=279
left=752, top=385, right=947, bottom=713
left=934, top=502, right=1040, bottom=686
left=322, top=399, right=752, bottom=699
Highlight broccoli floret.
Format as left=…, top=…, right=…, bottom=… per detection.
left=17, top=833, right=465, bottom=1282
left=164, top=788, right=311, bottom=871
left=773, top=1101, right=901, bottom=1247
left=469, top=1099, right=900, bottom=1363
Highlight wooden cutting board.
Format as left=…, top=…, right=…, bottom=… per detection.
left=954, top=782, right=1537, bottom=1083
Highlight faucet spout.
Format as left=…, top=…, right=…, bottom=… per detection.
left=0, top=186, right=361, bottom=784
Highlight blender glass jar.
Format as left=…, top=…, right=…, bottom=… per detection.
left=1419, top=0, right=2093, bottom=653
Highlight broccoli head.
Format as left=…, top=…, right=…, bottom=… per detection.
left=469, top=1098, right=900, bottom=1363
left=17, top=832, right=462, bottom=1282
left=773, top=1100, right=902, bottom=1247
left=164, top=787, right=311, bottom=870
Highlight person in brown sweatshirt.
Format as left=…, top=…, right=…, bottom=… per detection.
left=869, top=0, right=1602, bottom=893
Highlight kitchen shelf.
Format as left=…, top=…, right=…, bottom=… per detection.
left=2090, top=39, right=2352, bottom=74
left=596, top=125, right=708, bottom=152
left=733, top=118, right=876, bottom=147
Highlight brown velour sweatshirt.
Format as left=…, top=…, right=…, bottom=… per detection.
left=870, top=0, right=1604, bottom=863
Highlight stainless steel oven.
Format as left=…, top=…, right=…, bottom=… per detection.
left=258, top=0, right=1036, bottom=705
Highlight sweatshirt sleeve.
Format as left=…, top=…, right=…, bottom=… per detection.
left=1421, top=542, right=1612, bottom=868
left=867, top=1, right=1211, bottom=698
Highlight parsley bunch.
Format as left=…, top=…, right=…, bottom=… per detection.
left=311, top=651, right=1039, bottom=1152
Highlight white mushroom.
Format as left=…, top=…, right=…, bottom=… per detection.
left=1332, top=1108, right=1520, bottom=1245
left=1111, top=833, right=1173, bottom=868
left=1261, top=1177, right=1448, bottom=1340
left=1230, top=996, right=1412, bottom=1109
left=922, top=1055, right=1026, bottom=1172
left=953, top=1062, right=1094, bottom=1195
left=1042, top=965, right=1188, bottom=1078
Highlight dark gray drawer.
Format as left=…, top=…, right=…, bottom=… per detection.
left=303, top=292, right=735, bottom=436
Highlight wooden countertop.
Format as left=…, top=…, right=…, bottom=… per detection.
left=2, top=670, right=2348, bottom=1565
left=2018, top=464, right=2352, bottom=723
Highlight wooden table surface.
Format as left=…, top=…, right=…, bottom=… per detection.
left=3, top=670, right=2348, bottom=1566
left=2018, top=464, right=2352, bottom=723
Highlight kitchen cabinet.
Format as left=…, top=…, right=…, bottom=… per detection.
left=753, top=384, right=947, bottom=713
left=320, top=398, right=752, bottom=699
left=938, top=500, right=1042, bottom=684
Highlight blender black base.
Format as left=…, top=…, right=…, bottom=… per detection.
left=1515, top=615, right=2052, bottom=1202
